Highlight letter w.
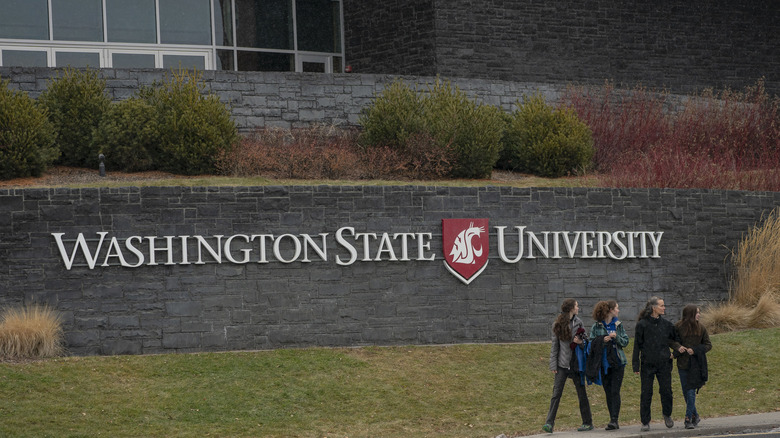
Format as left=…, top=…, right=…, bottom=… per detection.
left=51, top=232, right=108, bottom=270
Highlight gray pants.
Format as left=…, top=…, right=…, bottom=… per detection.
left=545, top=367, right=592, bottom=427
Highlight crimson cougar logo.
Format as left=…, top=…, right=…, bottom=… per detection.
left=442, top=218, right=489, bottom=284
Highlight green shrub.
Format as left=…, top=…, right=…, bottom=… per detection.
left=500, top=94, right=594, bottom=178
left=92, top=98, right=158, bottom=172
left=37, top=68, right=110, bottom=168
left=135, top=69, right=239, bottom=175
left=359, top=78, right=504, bottom=179
left=0, top=79, right=58, bottom=179
left=422, top=80, right=504, bottom=178
left=358, top=79, right=425, bottom=149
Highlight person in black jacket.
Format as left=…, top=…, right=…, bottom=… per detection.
left=632, top=296, right=684, bottom=431
left=674, top=305, right=712, bottom=429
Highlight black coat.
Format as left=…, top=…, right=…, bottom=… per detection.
left=686, top=344, right=709, bottom=391
left=632, top=315, right=681, bottom=372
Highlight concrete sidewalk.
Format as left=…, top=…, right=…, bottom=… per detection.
left=520, top=411, right=780, bottom=437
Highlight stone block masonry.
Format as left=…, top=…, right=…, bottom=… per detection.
left=1, top=185, right=779, bottom=356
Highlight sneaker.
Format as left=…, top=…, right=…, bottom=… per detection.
left=577, top=424, right=594, bottom=431
left=542, top=424, right=553, bottom=433
left=605, top=421, right=619, bottom=430
left=685, top=419, right=694, bottom=429
left=640, top=424, right=650, bottom=432
left=692, top=414, right=701, bottom=426
left=664, top=415, right=674, bottom=428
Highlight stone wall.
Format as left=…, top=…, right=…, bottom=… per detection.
left=2, top=185, right=778, bottom=356
left=343, top=0, right=780, bottom=96
left=0, top=67, right=562, bottom=131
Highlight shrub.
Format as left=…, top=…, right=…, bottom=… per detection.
left=93, top=98, right=158, bottom=172
left=422, top=80, right=504, bottom=178
left=565, top=80, right=780, bottom=191
left=499, top=94, right=594, bottom=178
left=358, top=79, right=425, bottom=149
left=134, top=69, right=239, bottom=175
left=0, top=79, right=58, bottom=180
left=37, top=68, right=110, bottom=168
left=359, top=78, right=504, bottom=179
left=0, top=304, right=64, bottom=360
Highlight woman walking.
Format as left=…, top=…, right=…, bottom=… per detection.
left=674, top=304, right=712, bottom=429
left=542, top=298, right=593, bottom=433
left=589, top=300, right=629, bottom=430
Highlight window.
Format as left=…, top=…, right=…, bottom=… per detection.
left=106, top=0, right=156, bottom=44
left=296, top=0, right=341, bottom=53
left=237, top=51, right=293, bottom=71
left=214, top=0, right=233, bottom=47
left=2, top=49, right=48, bottom=67
left=236, top=0, right=293, bottom=50
left=52, top=0, right=104, bottom=42
left=0, top=0, right=49, bottom=40
left=112, top=53, right=156, bottom=69
left=0, top=0, right=343, bottom=71
left=159, top=0, right=212, bottom=45
left=163, top=54, right=207, bottom=70
left=55, top=51, right=101, bottom=68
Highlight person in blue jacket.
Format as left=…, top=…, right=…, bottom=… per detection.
left=542, top=298, right=593, bottom=433
left=589, top=300, right=629, bottom=431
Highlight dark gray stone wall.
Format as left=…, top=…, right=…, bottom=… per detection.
left=2, top=185, right=778, bottom=356
left=344, top=0, right=780, bottom=96
left=0, top=67, right=563, bottom=131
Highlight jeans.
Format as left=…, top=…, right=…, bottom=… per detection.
left=602, top=365, right=625, bottom=422
left=545, top=367, right=592, bottom=427
left=678, top=368, right=698, bottom=419
left=639, top=360, right=673, bottom=425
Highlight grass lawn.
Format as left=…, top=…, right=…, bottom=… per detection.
left=0, top=327, right=777, bottom=437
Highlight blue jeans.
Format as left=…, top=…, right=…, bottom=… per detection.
left=678, top=368, right=698, bottom=419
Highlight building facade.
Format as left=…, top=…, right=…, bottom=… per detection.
left=0, top=0, right=344, bottom=73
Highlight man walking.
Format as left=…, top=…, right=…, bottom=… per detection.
left=632, top=296, right=684, bottom=431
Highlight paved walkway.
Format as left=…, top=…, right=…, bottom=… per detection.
left=520, top=411, right=780, bottom=437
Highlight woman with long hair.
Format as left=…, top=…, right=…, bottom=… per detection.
left=674, top=304, right=712, bottom=429
left=542, top=298, right=593, bottom=433
left=589, top=300, right=629, bottom=430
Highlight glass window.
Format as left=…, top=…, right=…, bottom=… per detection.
left=56, top=51, right=101, bottom=67
left=159, top=0, right=212, bottom=45
left=106, top=0, right=156, bottom=43
left=112, top=53, right=156, bottom=68
left=0, top=0, right=49, bottom=40
left=2, top=50, right=48, bottom=67
left=237, top=51, right=292, bottom=71
left=236, top=0, right=292, bottom=50
left=214, top=0, right=233, bottom=46
left=216, top=49, right=235, bottom=70
left=163, top=54, right=206, bottom=70
left=52, top=0, right=104, bottom=42
left=296, top=0, right=341, bottom=53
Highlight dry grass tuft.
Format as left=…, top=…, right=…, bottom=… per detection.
left=702, top=209, right=780, bottom=333
left=0, top=304, right=64, bottom=360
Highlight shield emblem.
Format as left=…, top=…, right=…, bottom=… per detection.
left=442, top=218, right=489, bottom=284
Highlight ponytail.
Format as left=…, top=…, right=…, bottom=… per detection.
left=637, top=296, right=661, bottom=321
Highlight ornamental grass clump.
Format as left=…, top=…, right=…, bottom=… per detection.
left=701, top=208, right=780, bottom=333
left=0, top=304, right=64, bottom=360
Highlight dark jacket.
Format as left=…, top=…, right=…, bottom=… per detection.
left=674, top=325, right=712, bottom=370
left=632, top=315, right=681, bottom=373
left=686, top=344, right=709, bottom=391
